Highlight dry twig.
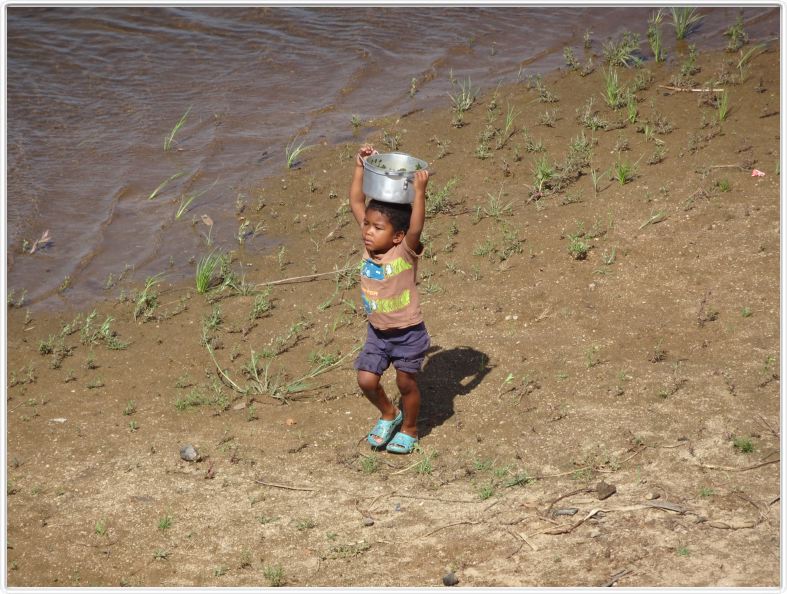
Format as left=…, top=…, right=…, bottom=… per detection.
left=254, top=479, right=318, bottom=492
left=696, top=458, right=779, bottom=472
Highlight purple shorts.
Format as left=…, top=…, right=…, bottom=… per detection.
left=354, top=322, right=430, bottom=376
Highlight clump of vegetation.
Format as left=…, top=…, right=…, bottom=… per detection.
left=647, top=9, right=666, bottom=62
left=285, top=134, right=310, bottom=169
left=725, top=14, right=748, bottom=52
left=602, top=31, right=642, bottom=67
left=670, top=7, right=703, bottom=40
left=732, top=435, right=754, bottom=453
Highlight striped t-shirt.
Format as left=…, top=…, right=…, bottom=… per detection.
left=360, top=240, right=423, bottom=331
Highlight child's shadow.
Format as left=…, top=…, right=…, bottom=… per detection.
left=417, top=345, right=492, bottom=438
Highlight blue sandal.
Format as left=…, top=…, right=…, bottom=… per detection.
left=367, top=409, right=403, bottom=448
left=385, top=431, right=418, bottom=454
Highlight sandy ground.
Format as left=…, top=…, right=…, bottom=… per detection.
left=6, top=39, right=781, bottom=587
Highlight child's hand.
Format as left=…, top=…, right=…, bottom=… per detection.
left=413, top=169, right=430, bottom=192
left=356, top=144, right=377, bottom=167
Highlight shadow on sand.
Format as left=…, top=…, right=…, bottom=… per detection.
left=417, top=344, right=492, bottom=438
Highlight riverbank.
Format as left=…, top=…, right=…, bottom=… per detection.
left=6, top=39, right=781, bottom=586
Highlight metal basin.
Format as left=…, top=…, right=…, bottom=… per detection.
left=362, top=152, right=428, bottom=204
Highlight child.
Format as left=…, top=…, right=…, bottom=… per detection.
left=349, top=144, right=430, bottom=454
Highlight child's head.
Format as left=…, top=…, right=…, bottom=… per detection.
left=362, top=199, right=412, bottom=253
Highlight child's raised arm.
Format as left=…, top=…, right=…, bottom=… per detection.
left=349, top=144, right=376, bottom=227
left=404, top=169, right=429, bottom=252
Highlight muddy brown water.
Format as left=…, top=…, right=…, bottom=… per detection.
left=6, top=6, right=779, bottom=309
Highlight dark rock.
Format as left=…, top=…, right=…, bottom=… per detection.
left=442, top=572, right=459, bottom=586
left=596, top=480, right=617, bottom=500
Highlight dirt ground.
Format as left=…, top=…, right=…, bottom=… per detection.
left=6, top=40, right=781, bottom=587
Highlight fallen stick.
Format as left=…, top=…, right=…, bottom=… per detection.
left=254, top=479, right=318, bottom=492
left=544, top=488, right=593, bottom=515
left=422, top=520, right=482, bottom=538
left=532, top=507, right=605, bottom=536
left=504, top=527, right=538, bottom=555
left=253, top=265, right=356, bottom=289
left=756, top=414, right=780, bottom=438
left=601, top=568, right=633, bottom=587
left=658, top=85, right=724, bottom=92
left=697, top=458, right=779, bottom=472
left=391, top=493, right=479, bottom=504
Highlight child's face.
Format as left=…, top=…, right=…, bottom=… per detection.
left=362, top=208, right=404, bottom=254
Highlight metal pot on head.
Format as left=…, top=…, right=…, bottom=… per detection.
left=362, top=152, right=429, bottom=204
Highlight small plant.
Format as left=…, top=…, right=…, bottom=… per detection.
left=250, top=289, right=273, bottom=320
left=670, top=7, right=703, bottom=40
left=741, top=306, right=752, bottom=317
left=128, top=420, right=139, bottom=432
left=285, top=134, right=310, bottom=168
left=123, top=400, right=136, bottom=416
left=602, top=31, right=642, bottom=67
left=717, top=90, right=730, bottom=121
left=277, top=245, right=288, bottom=270
left=583, top=29, right=592, bottom=48
left=725, top=15, right=748, bottom=52
left=567, top=233, right=589, bottom=260
left=158, top=514, right=173, bottom=531
left=626, top=94, right=638, bottom=123
left=382, top=130, right=402, bottom=151
left=263, top=564, right=284, bottom=587
left=585, top=345, right=601, bottom=368
left=409, top=77, right=418, bottom=97
left=478, top=483, right=495, bottom=500
left=577, top=97, right=607, bottom=131
left=415, top=445, right=437, bottom=474
left=601, top=68, right=624, bottom=109
left=732, top=436, right=754, bottom=453
left=737, top=43, right=766, bottom=83
left=647, top=9, right=666, bottom=62
left=563, top=46, right=580, bottom=70
left=676, top=545, right=690, bottom=557
left=133, top=274, right=164, bottom=321
left=360, top=454, right=379, bottom=474
left=295, top=518, right=316, bottom=531
left=612, top=158, right=636, bottom=185
left=148, top=171, right=185, bottom=200
left=590, top=167, right=608, bottom=196
left=351, top=114, right=361, bottom=128
left=532, top=155, right=554, bottom=193
left=483, top=188, right=513, bottom=220
left=195, top=251, right=221, bottom=294
left=715, top=178, right=731, bottom=192
left=699, top=487, right=715, bottom=498
left=537, top=108, right=558, bottom=127
left=153, top=549, right=169, bottom=560
left=448, top=76, right=478, bottom=113
left=496, top=103, right=520, bottom=149
left=94, top=518, right=108, bottom=536
left=164, top=106, right=191, bottom=151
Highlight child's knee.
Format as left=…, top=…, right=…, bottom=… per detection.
left=357, top=370, right=381, bottom=393
left=395, top=370, right=418, bottom=393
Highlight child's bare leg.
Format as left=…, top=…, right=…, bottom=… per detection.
left=357, top=370, right=398, bottom=420
left=395, top=369, right=420, bottom=438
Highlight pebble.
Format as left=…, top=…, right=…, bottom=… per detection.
left=442, top=572, right=459, bottom=586
left=645, top=492, right=660, bottom=500
left=596, top=481, right=617, bottom=500
left=362, top=517, right=374, bottom=527
left=179, top=444, right=200, bottom=462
